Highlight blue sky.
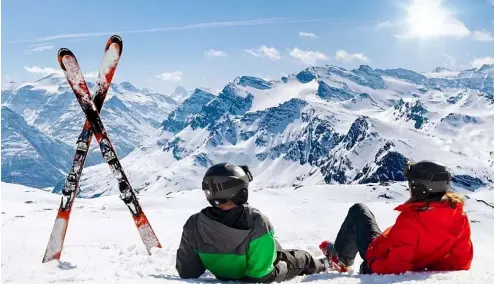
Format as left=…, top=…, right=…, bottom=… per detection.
left=2, top=0, right=494, bottom=94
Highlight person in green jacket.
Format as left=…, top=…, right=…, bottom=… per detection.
left=176, top=163, right=329, bottom=282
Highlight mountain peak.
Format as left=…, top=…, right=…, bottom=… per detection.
left=173, top=85, right=187, bottom=95
left=317, top=80, right=354, bottom=101
left=234, top=76, right=272, bottom=90
left=477, top=64, right=494, bottom=73
left=169, top=85, right=189, bottom=103
left=343, top=116, right=373, bottom=150
left=432, top=67, right=452, bottom=73
left=161, top=88, right=215, bottom=133
left=357, top=64, right=374, bottom=72
left=296, top=67, right=317, bottom=83
left=191, top=88, right=213, bottom=97
left=118, top=81, right=140, bottom=92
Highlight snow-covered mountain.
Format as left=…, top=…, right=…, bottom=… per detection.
left=2, top=74, right=177, bottom=157
left=1, top=106, right=76, bottom=188
left=1, top=74, right=179, bottom=188
left=74, top=64, right=494, bottom=197
left=168, top=86, right=191, bottom=104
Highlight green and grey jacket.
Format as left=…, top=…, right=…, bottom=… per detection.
left=176, top=205, right=288, bottom=282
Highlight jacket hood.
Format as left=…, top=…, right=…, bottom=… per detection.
left=196, top=211, right=252, bottom=252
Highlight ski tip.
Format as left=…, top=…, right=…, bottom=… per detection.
left=57, top=48, right=75, bottom=71
left=105, top=35, right=123, bottom=56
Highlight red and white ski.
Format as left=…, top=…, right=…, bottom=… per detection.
left=56, top=45, right=161, bottom=256
left=42, top=35, right=123, bottom=263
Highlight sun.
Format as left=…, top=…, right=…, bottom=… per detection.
left=402, top=0, right=470, bottom=39
left=405, top=0, right=448, bottom=38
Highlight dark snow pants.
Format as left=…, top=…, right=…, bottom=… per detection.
left=276, top=249, right=326, bottom=281
left=334, top=203, right=382, bottom=274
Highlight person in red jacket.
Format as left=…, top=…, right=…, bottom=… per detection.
left=319, top=160, right=474, bottom=275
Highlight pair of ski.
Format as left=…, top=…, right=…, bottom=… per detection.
left=42, top=35, right=161, bottom=263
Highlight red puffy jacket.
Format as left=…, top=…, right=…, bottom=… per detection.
left=366, top=201, right=473, bottom=275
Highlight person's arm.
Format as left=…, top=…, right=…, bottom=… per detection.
left=241, top=214, right=288, bottom=283
left=368, top=212, right=419, bottom=275
left=175, top=216, right=206, bottom=279
left=430, top=215, right=473, bottom=271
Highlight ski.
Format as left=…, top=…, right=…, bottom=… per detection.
left=57, top=47, right=162, bottom=255
left=42, top=35, right=123, bottom=263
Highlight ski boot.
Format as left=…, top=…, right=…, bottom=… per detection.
left=319, top=240, right=350, bottom=273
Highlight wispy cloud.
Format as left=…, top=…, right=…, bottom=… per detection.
left=204, top=49, right=228, bottom=57
left=14, top=18, right=324, bottom=43
left=84, top=71, right=99, bottom=79
left=471, top=56, right=494, bottom=68
left=289, top=48, right=328, bottom=65
left=299, top=31, right=318, bottom=38
left=25, top=45, right=54, bottom=53
left=374, top=21, right=395, bottom=29
left=24, top=66, right=103, bottom=79
left=440, top=53, right=458, bottom=69
left=24, top=66, right=62, bottom=76
left=335, top=50, right=369, bottom=63
left=472, top=30, right=494, bottom=42
left=245, top=45, right=281, bottom=60
left=156, top=71, right=183, bottom=81
left=490, top=0, right=494, bottom=5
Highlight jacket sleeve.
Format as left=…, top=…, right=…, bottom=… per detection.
left=176, top=216, right=206, bottom=279
left=241, top=214, right=288, bottom=283
left=367, top=212, right=419, bottom=275
left=430, top=215, right=473, bottom=271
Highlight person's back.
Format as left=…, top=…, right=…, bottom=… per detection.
left=319, top=160, right=473, bottom=276
left=367, top=193, right=472, bottom=274
left=366, top=162, right=473, bottom=274
left=176, top=163, right=328, bottom=282
left=177, top=204, right=278, bottom=281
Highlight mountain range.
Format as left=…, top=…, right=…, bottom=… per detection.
left=2, top=63, right=493, bottom=195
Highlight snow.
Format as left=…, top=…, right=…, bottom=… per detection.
left=61, top=55, right=92, bottom=105
left=422, top=71, right=461, bottom=78
left=73, top=61, right=494, bottom=195
left=248, top=80, right=319, bottom=113
left=3, top=62, right=494, bottom=206
left=100, top=42, right=120, bottom=78
left=31, top=83, right=60, bottom=94
left=2, top=181, right=494, bottom=283
left=381, top=76, right=422, bottom=94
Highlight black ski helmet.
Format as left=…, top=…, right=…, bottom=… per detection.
left=404, top=160, right=452, bottom=199
left=202, top=163, right=253, bottom=206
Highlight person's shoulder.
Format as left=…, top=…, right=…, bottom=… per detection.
left=182, top=210, right=204, bottom=229
left=243, top=205, right=267, bottom=218
left=244, top=205, right=274, bottom=230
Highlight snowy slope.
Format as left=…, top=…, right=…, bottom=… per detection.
left=2, top=181, right=494, bottom=283
left=1, top=106, right=77, bottom=188
left=76, top=64, right=494, bottom=197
